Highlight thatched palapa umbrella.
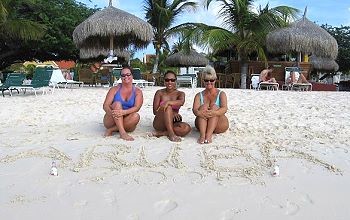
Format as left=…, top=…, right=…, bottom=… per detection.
left=73, top=0, right=153, bottom=59
left=165, top=50, right=209, bottom=73
left=79, top=46, right=130, bottom=61
left=266, top=8, right=338, bottom=61
left=310, top=55, right=339, bottom=72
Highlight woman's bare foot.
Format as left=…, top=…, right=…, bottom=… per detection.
left=150, top=130, right=168, bottom=138
left=205, top=135, right=212, bottom=144
left=120, top=133, right=134, bottom=141
left=168, top=135, right=182, bottom=142
left=104, top=129, right=114, bottom=137
left=197, top=136, right=206, bottom=144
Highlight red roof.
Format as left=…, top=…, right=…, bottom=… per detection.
left=56, top=60, right=76, bottom=70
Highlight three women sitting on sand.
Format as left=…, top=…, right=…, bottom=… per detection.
left=102, top=65, right=229, bottom=143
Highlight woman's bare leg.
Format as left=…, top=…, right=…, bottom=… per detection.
left=298, top=74, right=309, bottom=83
left=195, top=105, right=209, bottom=144
left=105, top=102, right=134, bottom=141
left=173, top=122, right=191, bottom=137
left=291, top=72, right=296, bottom=83
left=123, top=112, right=140, bottom=132
left=152, top=107, right=181, bottom=142
left=103, top=114, right=118, bottom=136
left=204, top=105, right=221, bottom=143
left=214, top=115, right=229, bottom=134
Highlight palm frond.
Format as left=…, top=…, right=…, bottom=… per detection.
left=0, top=1, right=8, bottom=24
left=2, top=19, right=46, bottom=41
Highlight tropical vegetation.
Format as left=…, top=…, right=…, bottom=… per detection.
left=143, top=0, right=198, bottom=74
left=176, top=0, right=299, bottom=88
left=322, top=25, right=350, bottom=73
left=0, top=0, right=96, bottom=70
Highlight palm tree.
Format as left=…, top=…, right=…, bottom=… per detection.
left=179, top=0, right=299, bottom=88
left=0, top=0, right=45, bottom=68
left=0, top=0, right=45, bottom=41
left=143, top=0, right=197, bottom=74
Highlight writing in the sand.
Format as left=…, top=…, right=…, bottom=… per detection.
left=0, top=143, right=340, bottom=182
left=0, top=144, right=264, bottom=182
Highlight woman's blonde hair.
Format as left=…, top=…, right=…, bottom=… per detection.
left=201, top=65, right=216, bottom=80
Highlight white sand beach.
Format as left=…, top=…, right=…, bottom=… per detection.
left=0, top=86, right=349, bottom=220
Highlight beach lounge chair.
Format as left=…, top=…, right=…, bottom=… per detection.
left=283, top=67, right=312, bottom=91
left=50, top=68, right=83, bottom=88
left=177, top=74, right=197, bottom=88
left=0, top=73, right=26, bottom=97
left=258, top=81, right=279, bottom=90
left=132, top=68, right=154, bottom=87
left=249, top=73, right=279, bottom=90
left=250, top=74, right=260, bottom=90
left=11, top=67, right=53, bottom=96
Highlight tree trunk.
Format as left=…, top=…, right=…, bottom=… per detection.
left=152, top=48, right=160, bottom=74
left=240, top=62, right=248, bottom=89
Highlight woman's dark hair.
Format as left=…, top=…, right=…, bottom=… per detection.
left=164, top=70, right=176, bottom=79
left=121, top=65, right=133, bottom=74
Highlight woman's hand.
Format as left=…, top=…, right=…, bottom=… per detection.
left=201, top=109, right=217, bottom=119
left=173, top=113, right=182, bottom=122
left=156, top=101, right=170, bottom=112
left=197, top=109, right=208, bottom=120
left=111, top=109, right=124, bottom=118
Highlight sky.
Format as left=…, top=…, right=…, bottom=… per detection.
left=77, top=0, right=350, bottom=60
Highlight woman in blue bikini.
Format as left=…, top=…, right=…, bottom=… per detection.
left=152, top=70, right=191, bottom=142
left=193, top=66, right=229, bottom=144
left=103, top=65, right=143, bottom=141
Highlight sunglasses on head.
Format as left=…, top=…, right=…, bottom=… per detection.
left=121, top=73, right=132, bottom=78
left=164, top=78, right=176, bottom=82
left=204, top=79, right=215, bottom=82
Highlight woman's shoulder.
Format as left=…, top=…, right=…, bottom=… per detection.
left=109, top=85, right=119, bottom=92
left=157, top=88, right=166, bottom=93
left=217, top=88, right=224, bottom=93
left=134, top=86, right=143, bottom=94
left=218, top=90, right=227, bottom=98
left=195, top=90, right=203, bottom=97
left=176, top=89, right=185, bottom=95
left=155, top=88, right=166, bottom=95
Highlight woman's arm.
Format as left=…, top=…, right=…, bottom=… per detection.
left=152, top=90, right=161, bottom=115
left=192, top=93, right=203, bottom=117
left=103, top=87, right=117, bottom=116
left=213, top=92, right=228, bottom=116
left=165, top=90, right=185, bottom=107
